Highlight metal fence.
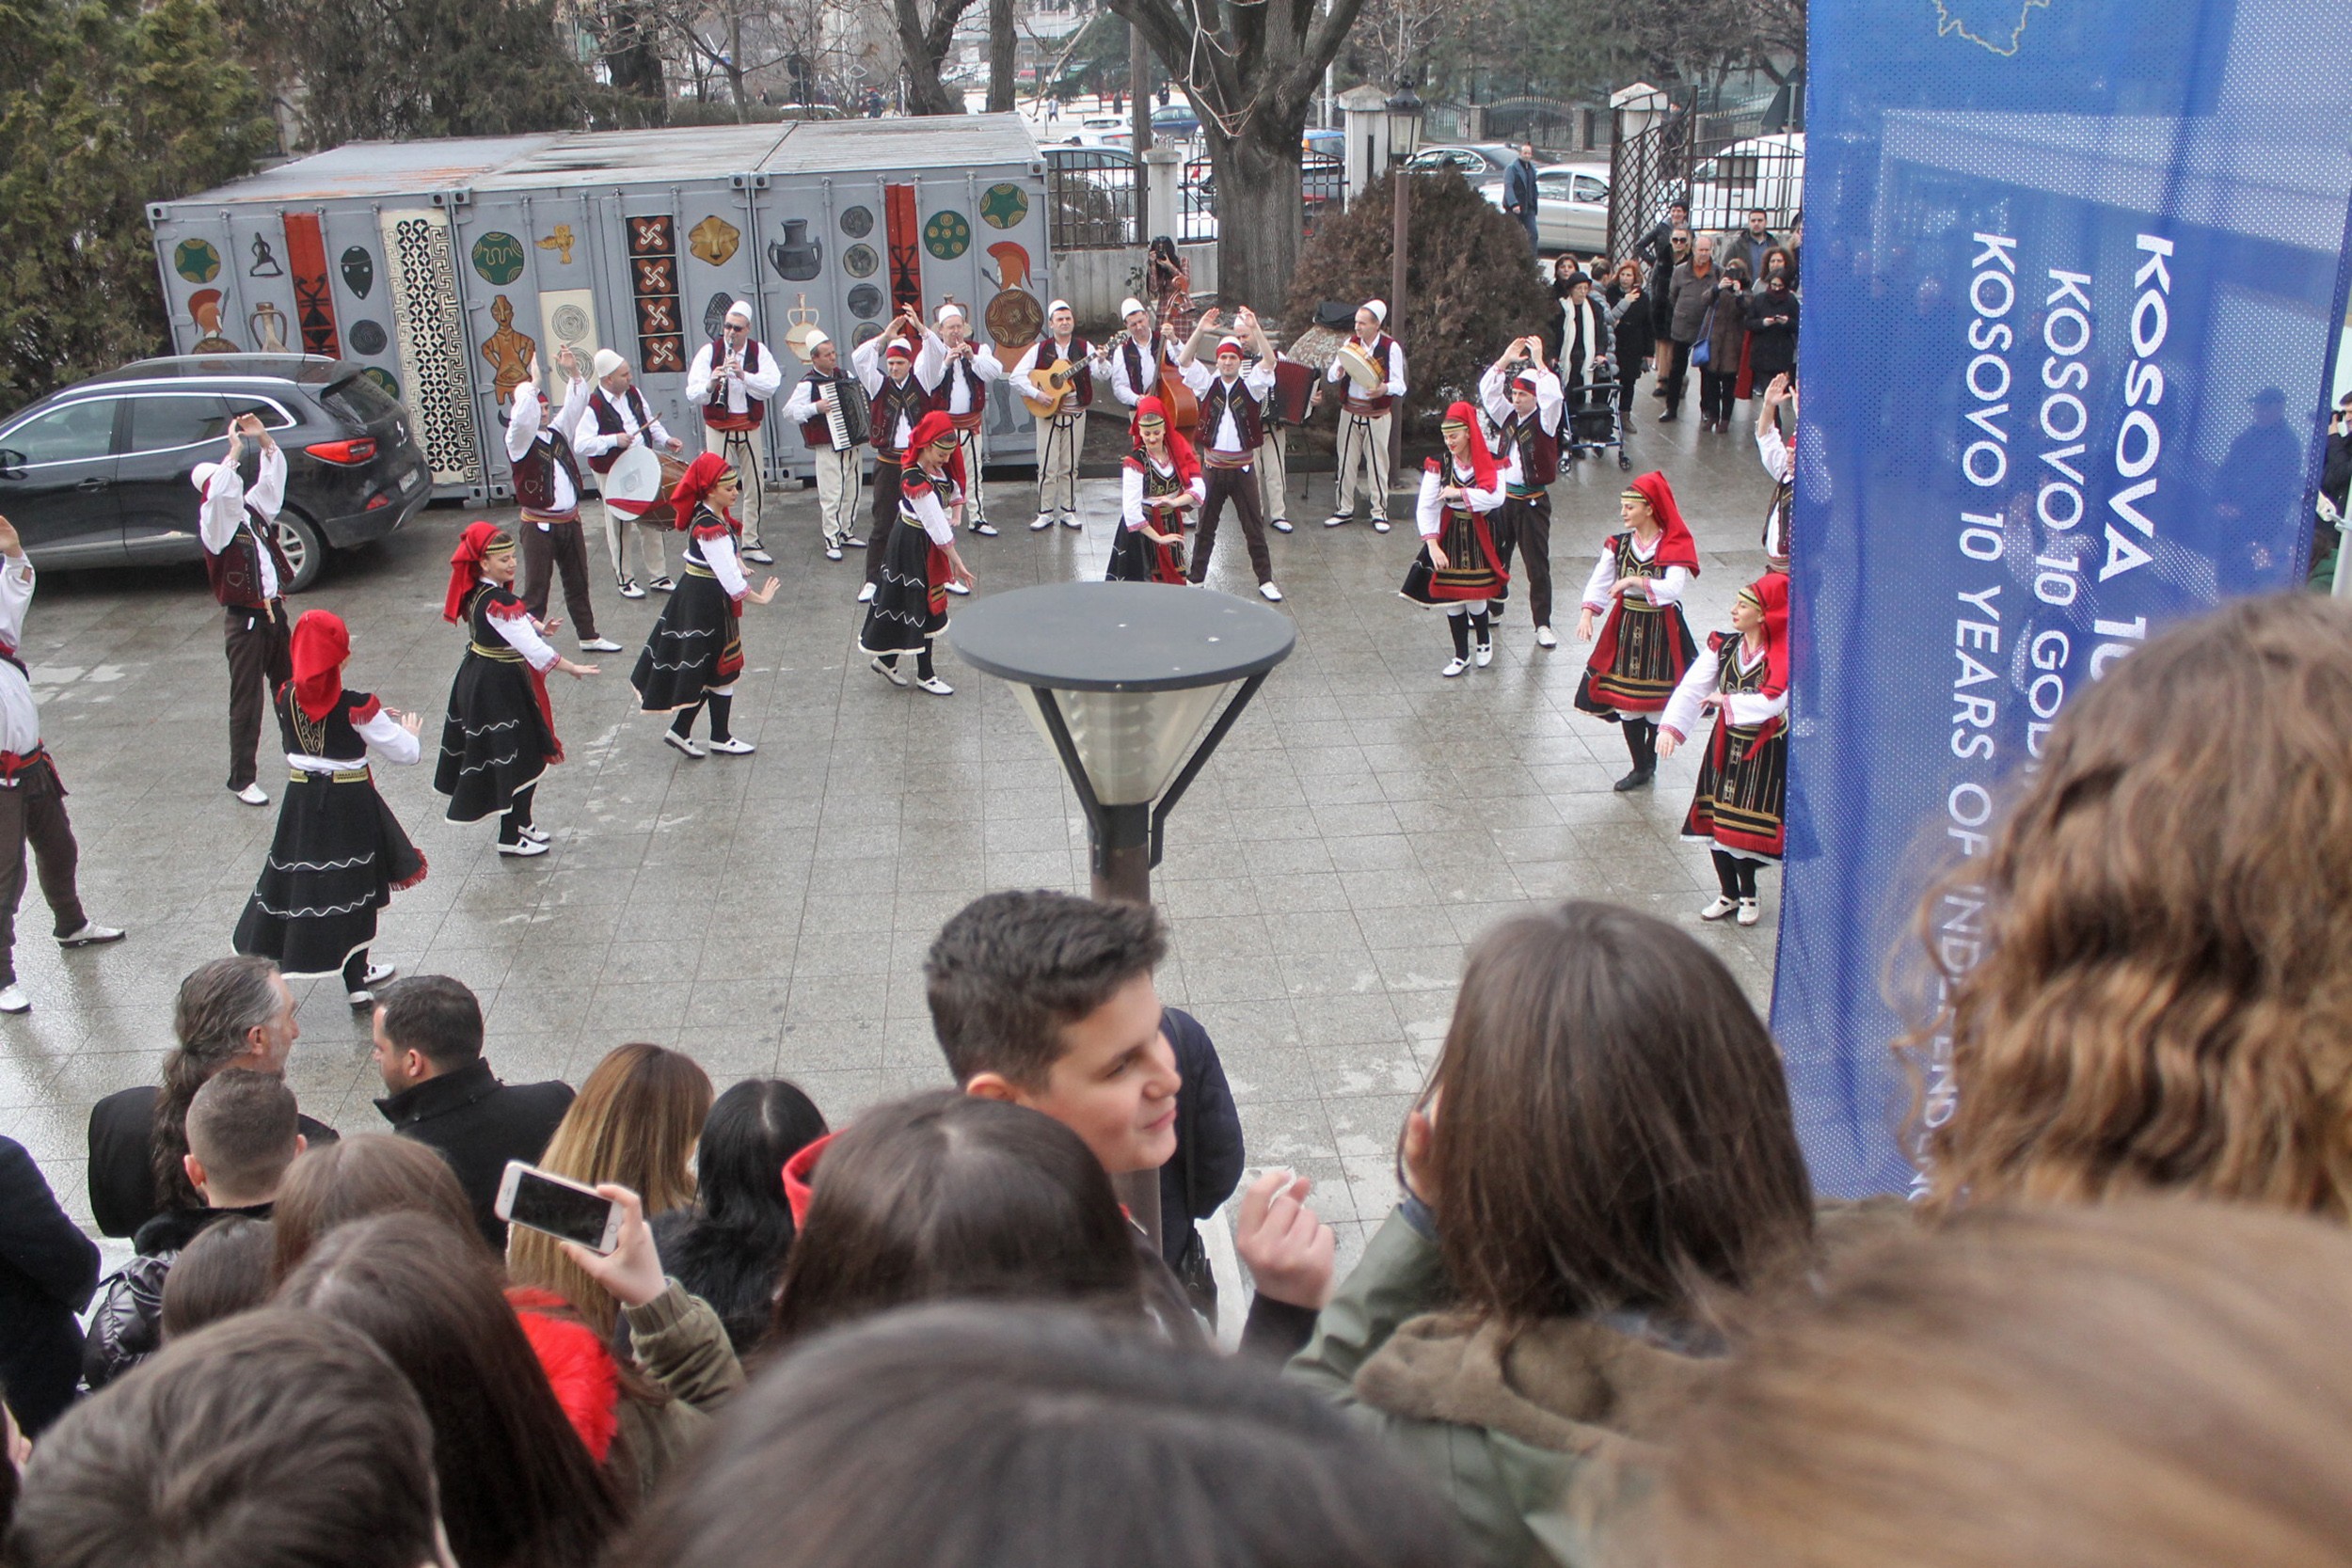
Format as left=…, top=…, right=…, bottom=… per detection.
left=1046, top=148, right=1140, bottom=251
left=1607, top=103, right=1804, bottom=262
left=1170, top=151, right=1345, bottom=244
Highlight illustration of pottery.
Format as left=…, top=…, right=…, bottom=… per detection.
left=768, top=218, right=821, bottom=281
left=249, top=300, right=288, bottom=353
left=784, top=293, right=823, bottom=361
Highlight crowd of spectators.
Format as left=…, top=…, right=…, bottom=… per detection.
left=5, top=591, right=2352, bottom=1567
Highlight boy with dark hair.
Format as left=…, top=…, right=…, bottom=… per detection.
left=83, top=1069, right=302, bottom=1389
left=14, top=1310, right=450, bottom=1568
left=925, top=889, right=1329, bottom=1350
left=370, top=974, right=574, bottom=1247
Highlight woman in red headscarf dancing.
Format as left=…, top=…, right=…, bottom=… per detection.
left=632, top=452, right=781, bottom=754
left=860, top=411, right=976, bottom=695
left=1401, top=402, right=1508, bottom=676
left=436, top=521, right=601, bottom=856
left=1109, top=396, right=1200, bottom=585
left=1658, top=571, right=1788, bottom=927
left=1575, top=469, right=1700, bottom=789
left=233, top=610, right=427, bottom=1006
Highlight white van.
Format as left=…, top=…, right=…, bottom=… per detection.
left=1683, top=132, right=1804, bottom=232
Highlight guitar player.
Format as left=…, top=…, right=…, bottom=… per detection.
left=1009, top=300, right=1104, bottom=533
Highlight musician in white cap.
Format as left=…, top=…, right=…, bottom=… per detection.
left=1106, top=296, right=1178, bottom=415
left=1173, top=309, right=1282, bottom=602
left=1324, top=299, right=1407, bottom=533
left=917, top=301, right=1006, bottom=536
left=1010, top=299, right=1101, bottom=531
left=685, top=299, right=783, bottom=566
left=781, top=329, right=866, bottom=562
left=575, top=348, right=685, bottom=597
left=506, top=344, right=623, bottom=655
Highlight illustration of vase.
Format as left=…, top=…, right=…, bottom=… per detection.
left=249, top=301, right=289, bottom=353
left=768, top=219, right=822, bottom=281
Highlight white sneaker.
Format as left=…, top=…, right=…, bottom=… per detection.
left=1534, top=626, right=1558, bottom=649
left=359, top=962, right=396, bottom=988
left=971, top=520, right=999, bottom=536
left=518, top=826, right=550, bottom=845
left=1474, top=641, right=1494, bottom=668
left=233, top=782, right=269, bottom=807
left=944, top=580, right=971, bottom=595
left=1441, top=657, right=1470, bottom=678
left=1699, top=896, right=1739, bottom=922
left=1059, top=513, right=1082, bottom=530
left=707, top=736, right=756, bottom=755
left=579, top=637, right=623, bottom=654
left=870, top=656, right=911, bottom=688
left=649, top=576, right=676, bottom=593
left=0, top=983, right=28, bottom=1014
left=1372, top=517, right=1391, bottom=533
left=617, top=578, right=646, bottom=599
left=662, top=731, right=707, bottom=759
left=1323, top=514, right=1350, bottom=529
left=57, top=922, right=125, bottom=948
left=1030, top=514, right=1055, bottom=531
left=825, top=544, right=843, bottom=562
left=841, top=535, right=866, bottom=549
left=1258, top=582, right=1284, bottom=602
left=1736, top=898, right=1762, bottom=927
left=743, top=546, right=775, bottom=565
left=497, top=837, right=550, bottom=857
left=1271, top=517, right=1294, bottom=533
left=915, top=675, right=956, bottom=696
left=856, top=581, right=877, bottom=603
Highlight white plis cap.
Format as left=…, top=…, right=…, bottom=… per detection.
left=1046, top=298, right=1073, bottom=315
left=804, top=327, right=831, bottom=349
left=1119, top=296, right=1147, bottom=319
left=726, top=299, right=755, bottom=323
left=1361, top=299, right=1387, bottom=325
left=592, top=348, right=628, bottom=379
left=935, top=303, right=965, bottom=324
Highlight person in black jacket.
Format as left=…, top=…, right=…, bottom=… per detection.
left=85, top=956, right=335, bottom=1240
left=1605, top=258, right=1656, bottom=433
left=653, top=1077, right=829, bottom=1354
left=0, top=1136, right=97, bottom=1435
left=82, top=1069, right=297, bottom=1392
left=1158, top=1006, right=1245, bottom=1316
left=368, top=974, right=574, bottom=1248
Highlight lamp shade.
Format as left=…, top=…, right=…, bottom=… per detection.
left=1387, top=79, right=1423, bottom=161
left=946, top=582, right=1296, bottom=808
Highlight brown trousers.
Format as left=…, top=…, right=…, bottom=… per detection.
left=521, top=515, right=598, bottom=641
left=1189, top=464, right=1273, bottom=586
left=224, top=601, right=291, bottom=792
left=0, top=759, right=87, bottom=985
left=866, top=458, right=905, bottom=586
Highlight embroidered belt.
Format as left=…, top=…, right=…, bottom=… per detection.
left=684, top=562, right=717, bottom=578
left=469, top=641, right=526, bottom=663
left=0, top=745, right=47, bottom=781
left=291, top=766, right=372, bottom=784
left=1507, top=483, right=1546, bottom=499
left=1343, top=395, right=1391, bottom=417
left=949, top=412, right=985, bottom=432
left=519, top=506, right=580, bottom=525
left=1205, top=449, right=1253, bottom=469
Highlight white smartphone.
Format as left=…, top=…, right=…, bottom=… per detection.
left=494, top=1161, right=625, bottom=1254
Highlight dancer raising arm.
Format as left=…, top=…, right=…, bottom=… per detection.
left=631, top=454, right=781, bottom=757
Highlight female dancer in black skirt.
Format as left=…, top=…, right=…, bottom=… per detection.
left=1575, top=469, right=1700, bottom=790
left=1401, top=400, right=1509, bottom=677
left=861, top=410, right=976, bottom=696
left=631, top=452, right=781, bottom=756
left=233, top=610, right=425, bottom=1006
left=1659, top=570, right=1788, bottom=927
left=436, top=521, right=601, bottom=856
left=1108, top=395, right=1200, bottom=584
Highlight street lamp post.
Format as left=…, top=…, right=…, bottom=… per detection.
left=947, top=580, right=1296, bottom=1246
left=1385, top=75, right=1423, bottom=478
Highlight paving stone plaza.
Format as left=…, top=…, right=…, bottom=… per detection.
left=1, top=412, right=1779, bottom=1272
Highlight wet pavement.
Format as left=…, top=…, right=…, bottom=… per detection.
left=2, top=381, right=1782, bottom=1270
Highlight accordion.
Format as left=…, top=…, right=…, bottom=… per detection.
left=819, top=375, right=871, bottom=451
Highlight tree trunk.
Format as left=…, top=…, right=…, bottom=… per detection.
left=1201, top=123, right=1305, bottom=308
left=893, top=0, right=977, bottom=114
left=986, top=0, right=1016, bottom=111
left=727, top=14, right=750, bottom=121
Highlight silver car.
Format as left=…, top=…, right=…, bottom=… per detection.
left=1480, top=163, right=1613, bottom=257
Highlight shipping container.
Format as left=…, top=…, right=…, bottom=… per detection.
left=149, top=117, right=1054, bottom=503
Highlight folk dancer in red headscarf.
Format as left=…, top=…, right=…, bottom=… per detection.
left=233, top=609, right=426, bottom=1006
left=1110, top=397, right=1200, bottom=585
left=861, top=412, right=976, bottom=696
left=631, top=453, right=780, bottom=755
left=1658, top=571, right=1788, bottom=927
left=1401, top=403, right=1508, bottom=677
left=1575, top=469, right=1701, bottom=789
left=435, top=522, right=602, bottom=856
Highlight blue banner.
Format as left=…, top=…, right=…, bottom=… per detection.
left=1775, top=0, right=2352, bottom=1196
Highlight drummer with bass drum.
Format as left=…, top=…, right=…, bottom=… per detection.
left=783, top=328, right=870, bottom=562
left=576, top=348, right=686, bottom=602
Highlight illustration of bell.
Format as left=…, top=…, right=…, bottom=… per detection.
left=768, top=218, right=821, bottom=281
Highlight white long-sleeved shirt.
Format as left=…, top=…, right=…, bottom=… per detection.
left=687, top=519, right=750, bottom=602
left=1107, top=331, right=1175, bottom=407
left=1176, top=359, right=1276, bottom=455
left=1757, top=421, right=1792, bottom=560
left=1582, top=531, right=1691, bottom=610
left=901, top=470, right=960, bottom=546
left=1010, top=337, right=1104, bottom=410
left=780, top=370, right=836, bottom=427
left=1415, top=460, right=1504, bottom=538
left=505, top=377, right=592, bottom=515
left=853, top=335, right=946, bottom=450
left=0, top=554, right=41, bottom=754
left=1325, top=333, right=1407, bottom=400
left=199, top=446, right=289, bottom=600
left=920, top=328, right=1005, bottom=418
left=476, top=582, right=559, bottom=672
left=287, top=701, right=422, bottom=773
left=571, top=384, right=673, bottom=462
left=685, top=337, right=785, bottom=419
left=1120, top=457, right=1204, bottom=531
left=1661, top=637, right=1786, bottom=742
left=1477, top=365, right=1565, bottom=488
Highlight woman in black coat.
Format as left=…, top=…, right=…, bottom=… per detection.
left=651, top=1078, right=828, bottom=1354
left=1604, top=258, right=1657, bottom=432
left=0, top=1137, right=99, bottom=1434
left=1744, top=247, right=1801, bottom=393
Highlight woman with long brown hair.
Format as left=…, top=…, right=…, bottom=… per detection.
left=1911, top=594, right=2352, bottom=1216
left=1286, top=900, right=1814, bottom=1568
left=507, top=1043, right=712, bottom=1341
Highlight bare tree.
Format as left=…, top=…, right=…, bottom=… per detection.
left=893, top=0, right=982, bottom=111
left=986, top=0, right=1016, bottom=109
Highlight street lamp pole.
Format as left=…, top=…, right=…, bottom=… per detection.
left=1385, top=75, right=1423, bottom=481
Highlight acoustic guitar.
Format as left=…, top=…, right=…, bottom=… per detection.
left=1022, top=355, right=1083, bottom=418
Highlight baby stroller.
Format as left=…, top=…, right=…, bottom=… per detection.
left=1558, top=353, right=1630, bottom=472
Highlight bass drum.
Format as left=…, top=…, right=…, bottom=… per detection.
left=602, top=443, right=689, bottom=528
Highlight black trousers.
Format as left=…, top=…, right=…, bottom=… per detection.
left=1660, top=340, right=1692, bottom=410
left=1700, top=369, right=1739, bottom=422
left=1495, top=496, right=1553, bottom=627
left=0, top=759, right=87, bottom=985
left=866, top=458, right=904, bottom=586
left=520, top=516, right=598, bottom=640
left=224, top=601, right=291, bottom=791
left=1188, top=464, right=1273, bottom=586
left=1618, top=356, right=1645, bottom=417
left=1711, top=848, right=1761, bottom=899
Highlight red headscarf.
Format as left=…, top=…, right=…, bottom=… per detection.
left=1629, top=470, right=1701, bottom=575
left=669, top=451, right=738, bottom=531
left=443, top=520, right=512, bottom=623
left=1743, top=569, right=1790, bottom=697
left=288, top=610, right=349, bottom=721
left=907, top=409, right=967, bottom=492
left=1133, top=396, right=1201, bottom=487
left=1440, top=401, right=1499, bottom=493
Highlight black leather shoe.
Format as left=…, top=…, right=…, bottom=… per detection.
left=1613, top=766, right=1655, bottom=792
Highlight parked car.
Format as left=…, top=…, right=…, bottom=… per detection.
left=1479, top=162, right=1613, bottom=256
left=1150, top=103, right=1200, bottom=140
left=1405, top=142, right=1520, bottom=179
left=1303, top=126, right=1346, bottom=160
left=1678, top=132, right=1805, bottom=232
left=0, top=355, right=431, bottom=591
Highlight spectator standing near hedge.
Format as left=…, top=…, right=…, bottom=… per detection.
left=1502, top=143, right=1541, bottom=251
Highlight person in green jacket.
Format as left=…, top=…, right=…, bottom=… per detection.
left=1284, top=900, right=1818, bottom=1568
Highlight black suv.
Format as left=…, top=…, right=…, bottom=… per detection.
left=0, top=355, right=433, bottom=592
